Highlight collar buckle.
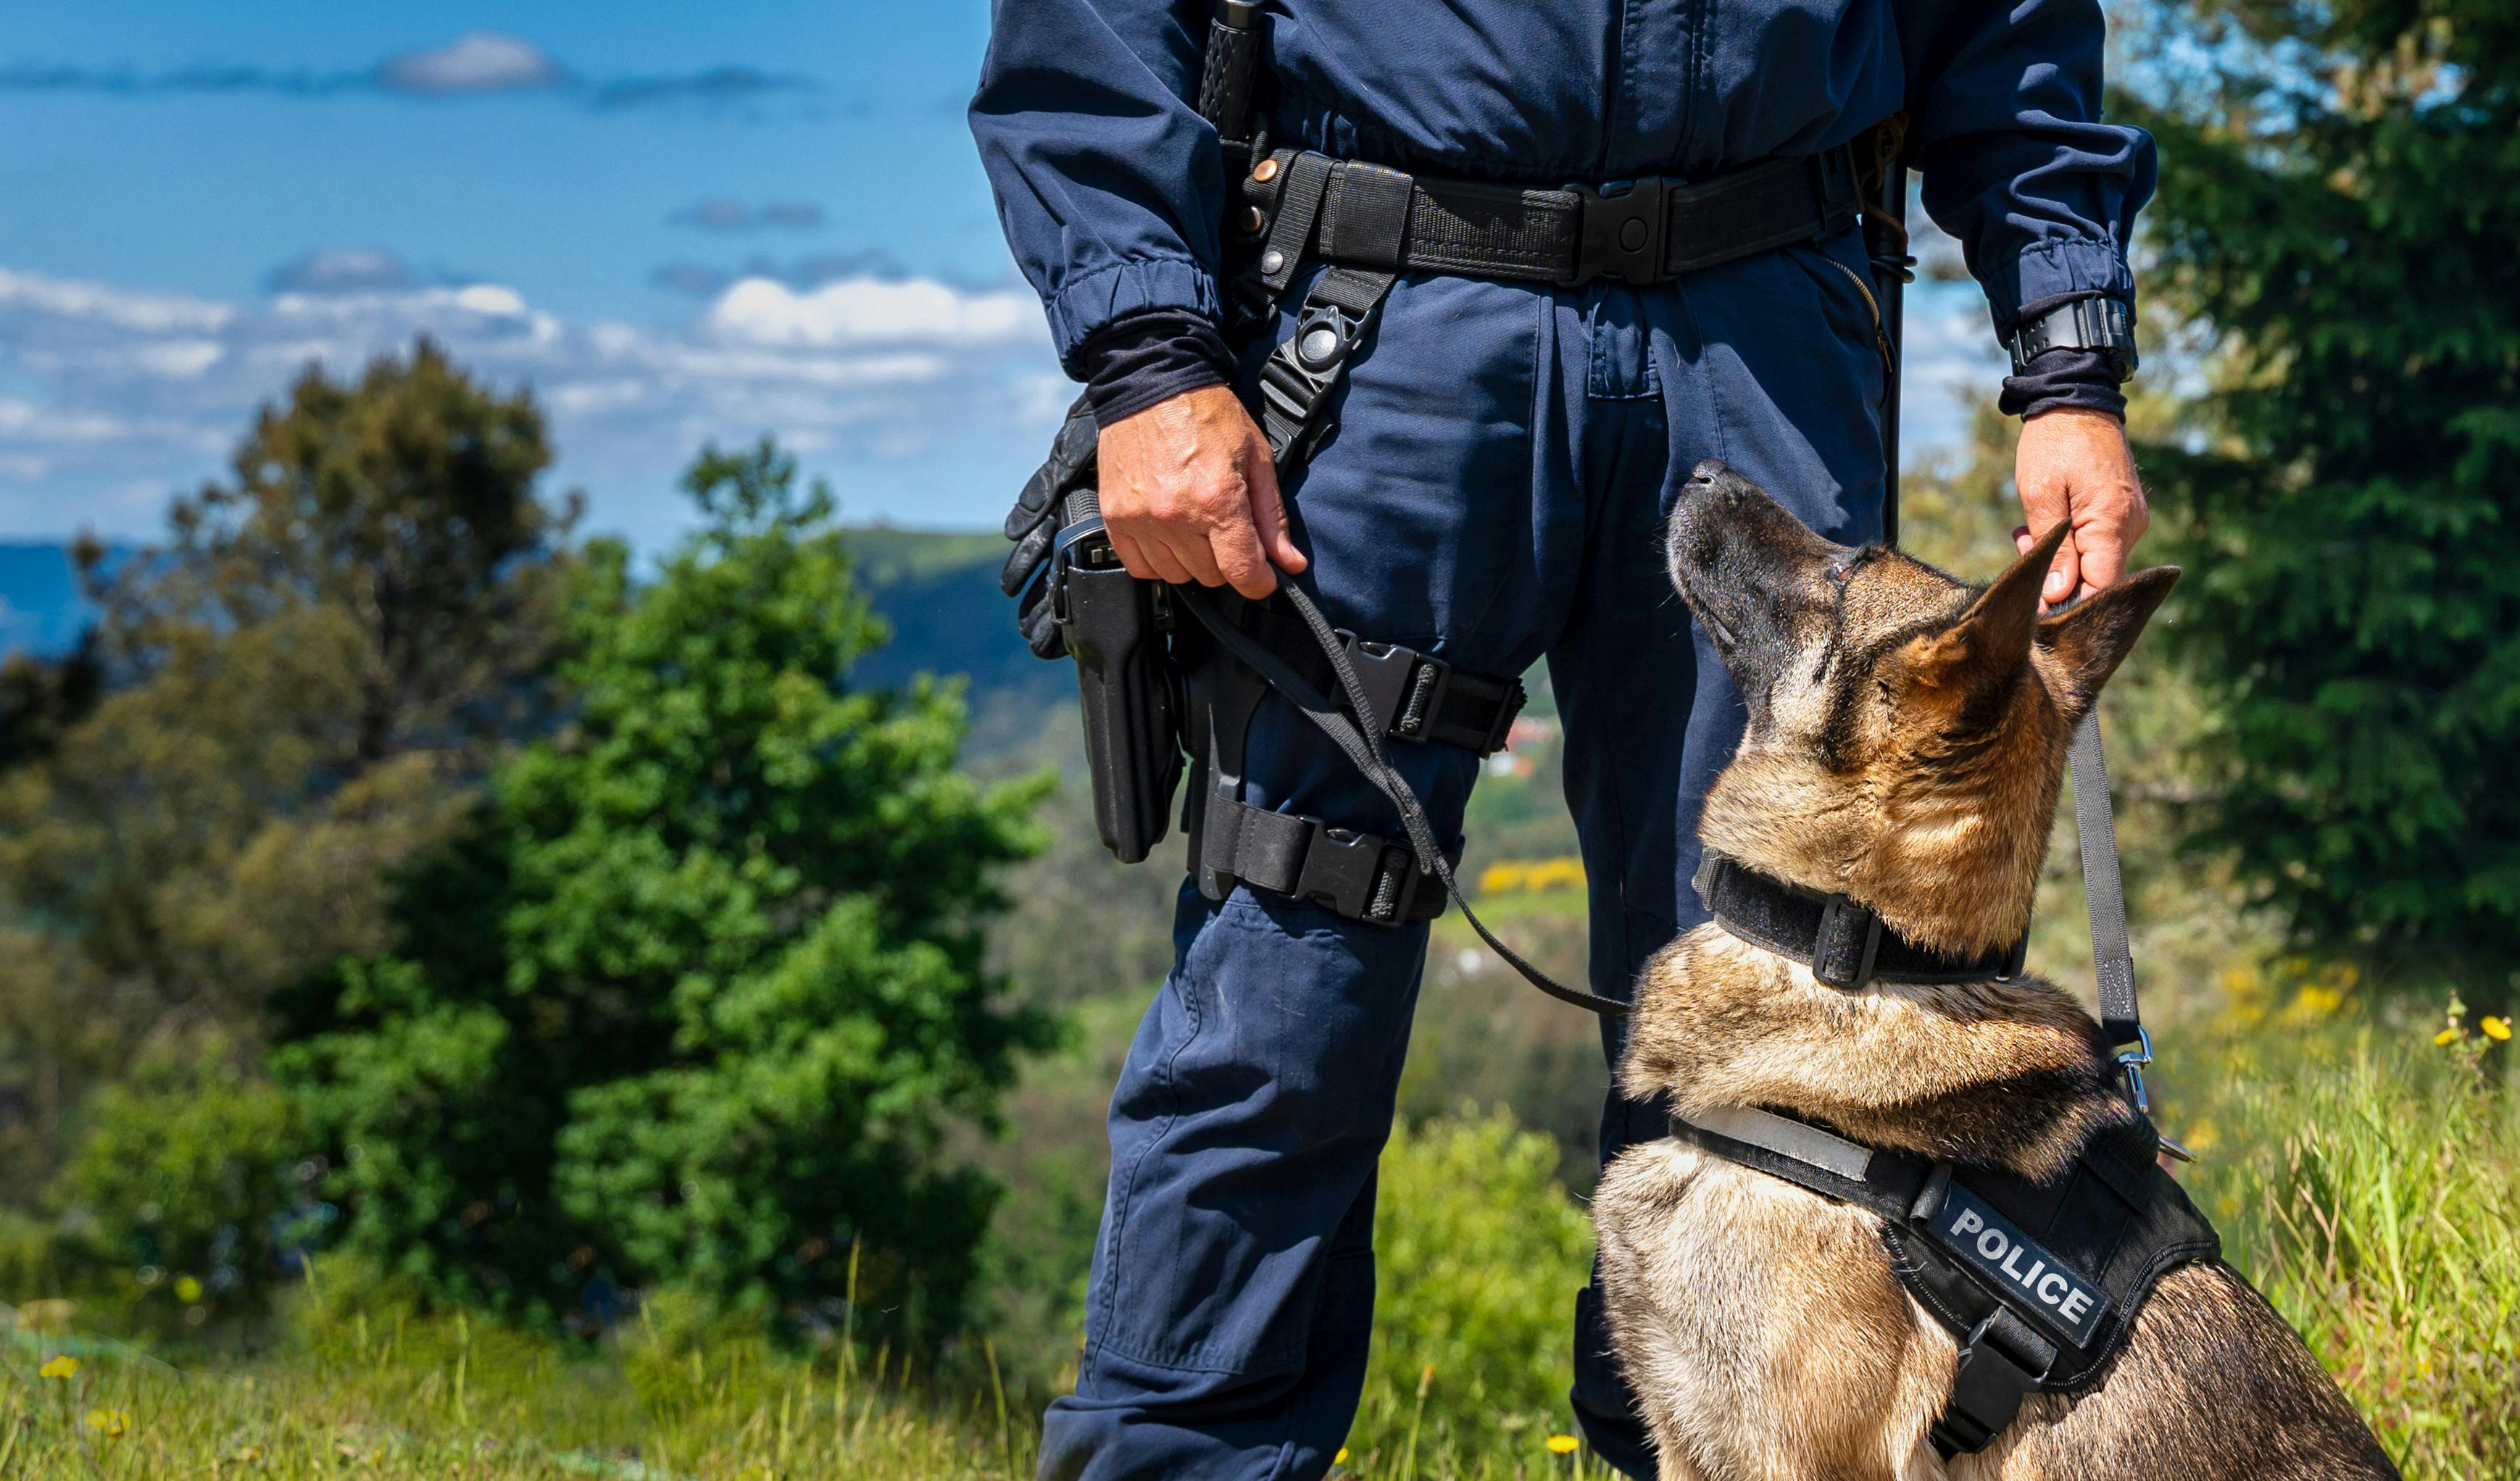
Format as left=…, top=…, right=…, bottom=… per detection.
left=1812, top=892, right=1887, bottom=990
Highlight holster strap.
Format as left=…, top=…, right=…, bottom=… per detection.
left=1202, top=790, right=1452, bottom=925
left=1221, top=598, right=1526, bottom=755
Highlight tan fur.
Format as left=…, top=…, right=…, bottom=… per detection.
left=1602, top=492, right=2397, bottom=1479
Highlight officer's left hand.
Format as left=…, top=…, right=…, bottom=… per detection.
left=2011, top=406, right=2149, bottom=612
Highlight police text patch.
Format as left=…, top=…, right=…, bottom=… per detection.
left=1926, top=1182, right=2111, bottom=1348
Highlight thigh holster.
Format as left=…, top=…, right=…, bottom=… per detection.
left=1181, top=591, right=1523, bottom=924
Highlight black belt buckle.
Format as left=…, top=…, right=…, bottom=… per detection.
left=1294, top=824, right=1421, bottom=922
left=1565, top=177, right=1671, bottom=286
left=1335, top=629, right=1446, bottom=743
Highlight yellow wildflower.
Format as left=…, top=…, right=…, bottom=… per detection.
left=1334, top=1447, right=1350, bottom=1466
left=2482, top=1016, right=2511, bottom=1042
left=84, top=1409, right=129, bottom=1438
left=38, top=1354, right=78, bottom=1380
left=173, top=1275, right=203, bottom=1303
left=1547, top=1434, right=1582, bottom=1456
left=2434, top=1027, right=2461, bottom=1046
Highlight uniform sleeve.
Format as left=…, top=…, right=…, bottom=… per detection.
left=1898, top=0, right=2158, bottom=339
left=970, top=0, right=1226, bottom=373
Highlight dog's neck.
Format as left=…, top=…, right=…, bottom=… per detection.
left=1695, top=742, right=2068, bottom=959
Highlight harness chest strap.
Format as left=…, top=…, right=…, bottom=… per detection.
left=1668, top=1104, right=2221, bottom=1457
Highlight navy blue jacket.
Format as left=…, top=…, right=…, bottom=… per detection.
left=970, top=0, right=2153, bottom=375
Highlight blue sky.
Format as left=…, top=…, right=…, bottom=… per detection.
left=0, top=1, right=2001, bottom=556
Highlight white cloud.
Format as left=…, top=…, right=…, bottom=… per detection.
left=376, top=33, right=566, bottom=96
left=703, top=278, right=1038, bottom=349
left=0, top=260, right=1065, bottom=548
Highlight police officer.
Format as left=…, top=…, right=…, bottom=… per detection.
left=971, top=0, right=2153, bottom=1472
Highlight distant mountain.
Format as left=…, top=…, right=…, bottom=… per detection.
left=0, top=545, right=93, bottom=658
left=0, top=530, right=1059, bottom=716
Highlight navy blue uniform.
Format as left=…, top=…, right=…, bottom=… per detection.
left=970, top=2, right=2152, bottom=1477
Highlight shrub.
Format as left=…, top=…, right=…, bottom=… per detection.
left=1350, top=1106, right=1595, bottom=1467
left=48, top=1040, right=325, bottom=1329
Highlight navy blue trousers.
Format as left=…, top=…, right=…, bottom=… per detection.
left=1038, top=230, right=1889, bottom=1481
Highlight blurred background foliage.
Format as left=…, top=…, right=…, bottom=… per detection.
left=0, top=0, right=2514, bottom=1474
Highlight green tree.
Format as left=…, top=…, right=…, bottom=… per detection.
left=274, top=442, right=1051, bottom=1340
left=2124, top=0, right=2520, bottom=985
left=0, top=343, right=576, bottom=1183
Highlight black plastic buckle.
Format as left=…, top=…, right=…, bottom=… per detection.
left=1931, top=1309, right=2054, bottom=1457
left=1336, top=630, right=1446, bottom=743
left=1258, top=299, right=1371, bottom=459
left=1293, top=823, right=1394, bottom=919
left=1563, top=178, right=1671, bottom=285
left=1812, top=893, right=1886, bottom=990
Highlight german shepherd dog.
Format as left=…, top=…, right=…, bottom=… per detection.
left=1591, top=462, right=2397, bottom=1479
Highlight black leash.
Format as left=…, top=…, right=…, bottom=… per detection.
left=1173, top=582, right=1634, bottom=1017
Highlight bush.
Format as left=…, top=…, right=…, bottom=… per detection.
left=1349, top=1106, right=1595, bottom=1468
left=48, top=1040, right=325, bottom=1329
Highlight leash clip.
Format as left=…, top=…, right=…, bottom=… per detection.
left=2114, top=1025, right=2154, bottom=1112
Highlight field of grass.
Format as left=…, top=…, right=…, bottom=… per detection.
left=4, top=1006, right=2511, bottom=1479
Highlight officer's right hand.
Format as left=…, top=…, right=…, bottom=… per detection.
left=1097, top=384, right=1307, bottom=600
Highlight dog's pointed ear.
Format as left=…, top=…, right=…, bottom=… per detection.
left=1908, top=521, right=2066, bottom=696
left=2037, top=565, right=2180, bottom=721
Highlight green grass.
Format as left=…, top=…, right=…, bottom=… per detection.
left=6, top=1018, right=2509, bottom=1479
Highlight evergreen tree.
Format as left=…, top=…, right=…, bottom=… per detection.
left=274, top=442, right=1051, bottom=1338
left=2126, top=0, right=2520, bottom=985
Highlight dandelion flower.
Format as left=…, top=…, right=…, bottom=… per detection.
left=2434, top=1027, right=2460, bottom=1046
left=1547, top=1434, right=1582, bottom=1456
left=1334, top=1447, right=1350, bottom=1466
left=2483, top=1016, right=2511, bottom=1042
left=83, top=1409, right=129, bottom=1438
left=38, top=1355, right=78, bottom=1380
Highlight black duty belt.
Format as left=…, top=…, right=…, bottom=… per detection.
left=1234, top=143, right=1868, bottom=464
left=1239, top=143, right=1866, bottom=291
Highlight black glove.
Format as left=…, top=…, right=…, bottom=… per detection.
left=1000, top=394, right=1100, bottom=659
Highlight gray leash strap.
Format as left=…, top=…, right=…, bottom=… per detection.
left=2068, top=712, right=2161, bottom=1121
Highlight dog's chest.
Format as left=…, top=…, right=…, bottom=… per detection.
left=1591, top=1134, right=1958, bottom=1472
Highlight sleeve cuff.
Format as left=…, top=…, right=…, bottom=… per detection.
left=2001, top=346, right=2126, bottom=421
left=1078, top=310, right=1236, bottom=427
left=1987, top=239, right=2135, bottom=338
left=1044, top=258, right=1223, bottom=372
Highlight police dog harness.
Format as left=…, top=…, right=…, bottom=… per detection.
left=1671, top=1101, right=2219, bottom=1456
left=1668, top=718, right=2220, bottom=1456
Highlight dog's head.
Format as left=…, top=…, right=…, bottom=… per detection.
left=1666, top=459, right=2176, bottom=955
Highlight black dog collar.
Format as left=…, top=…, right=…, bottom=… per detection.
left=1692, top=852, right=2027, bottom=990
